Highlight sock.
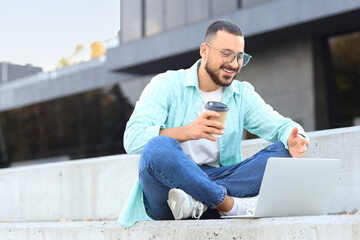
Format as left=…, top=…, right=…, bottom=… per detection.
left=219, top=198, right=246, bottom=216
left=219, top=196, right=258, bottom=216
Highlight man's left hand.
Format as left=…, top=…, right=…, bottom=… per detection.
left=287, top=127, right=310, bottom=158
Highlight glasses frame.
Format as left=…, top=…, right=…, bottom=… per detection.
left=205, top=42, right=252, bottom=67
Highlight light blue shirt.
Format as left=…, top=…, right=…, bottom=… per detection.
left=118, top=60, right=306, bottom=227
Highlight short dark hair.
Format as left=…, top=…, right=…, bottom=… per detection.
left=204, top=19, right=243, bottom=42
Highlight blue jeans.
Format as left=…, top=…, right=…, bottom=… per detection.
left=139, top=136, right=292, bottom=220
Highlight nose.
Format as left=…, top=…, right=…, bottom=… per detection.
left=228, top=57, right=239, bottom=69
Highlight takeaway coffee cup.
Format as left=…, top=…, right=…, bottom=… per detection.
left=204, top=101, right=229, bottom=137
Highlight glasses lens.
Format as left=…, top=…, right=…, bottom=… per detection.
left=221, top=51, right=235, bottom=63
left=239, top=54, right=251, bottom=66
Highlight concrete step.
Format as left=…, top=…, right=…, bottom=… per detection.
left=1, top=126, right=359, bottom=222
left=1, top=215, right=360, bottom=240
left=0, top=154, right=139, bottom=222
left=0, top=126, right=359, bottom=240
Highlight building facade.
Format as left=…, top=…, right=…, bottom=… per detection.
left=0, top=62, right=42, bottom=83
left=0, top=0, right=360, bottom=166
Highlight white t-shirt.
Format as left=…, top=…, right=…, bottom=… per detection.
left=180, top=87, right=224, bottom=167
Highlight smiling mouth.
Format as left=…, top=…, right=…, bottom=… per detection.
left=222, top=67, right=236, bottom=75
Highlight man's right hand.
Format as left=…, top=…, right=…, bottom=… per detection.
left=159, top=111, right=225, bottom=142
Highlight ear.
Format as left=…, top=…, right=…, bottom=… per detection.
left=200, top=43, right=208, bottom=59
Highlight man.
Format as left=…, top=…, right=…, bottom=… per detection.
left=119, top=19, right=310, bottom=226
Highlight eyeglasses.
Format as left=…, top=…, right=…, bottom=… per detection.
left=205, top=42, right=252, bottom=67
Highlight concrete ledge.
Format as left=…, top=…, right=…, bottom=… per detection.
left=0, top=154, right=140, bottom=222
left=0, top=126, right=359, bottom=222
left=1, top=215, right=359, bottom=240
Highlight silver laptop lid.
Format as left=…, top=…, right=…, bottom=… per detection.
left=254, top=157, right=342, bottom=217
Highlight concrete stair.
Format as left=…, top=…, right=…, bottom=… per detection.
left=1, top=215, right=360, bottom=240
left=1, top=126, right=360, bottom=239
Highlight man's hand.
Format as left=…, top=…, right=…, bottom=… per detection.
left=159, top=111, right=225, bottom=142
left=287, top=127, right=310, bottom=158
left=185, top=111, right=225, bottom=141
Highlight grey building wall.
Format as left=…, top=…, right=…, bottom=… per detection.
left=0, top=58, right=137, bottom=112
left=0, top=63, right=42, bottom=83
left=1, top=0, right=359, bottom=128
left=240, top=37, right=315, bottom=131
left=109, top=0, right=360, bottom=132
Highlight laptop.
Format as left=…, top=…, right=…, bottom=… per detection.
left=221, top=157, right=342, bottom=219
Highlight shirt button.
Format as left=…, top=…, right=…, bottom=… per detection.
left=197, top=103, right=201, bottom=106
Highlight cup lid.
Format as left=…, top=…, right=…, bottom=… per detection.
left=204, top=101, right=229, bottom=112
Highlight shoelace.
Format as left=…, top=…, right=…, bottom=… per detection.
left=239, top=198, right=256, bottom=216
left=191, top=202, right=205, bottom=219
left=245, top=202, right=256, bottom=215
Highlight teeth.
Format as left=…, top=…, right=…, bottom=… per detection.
left=223, top=68, right=234, bottom=73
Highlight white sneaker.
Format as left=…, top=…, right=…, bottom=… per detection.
left=167, top=188, right=208, bottom=220
left=235, top=196, right=258, bottom=216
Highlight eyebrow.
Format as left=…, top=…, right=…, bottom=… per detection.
left=223, top=48, right=244, bottom=55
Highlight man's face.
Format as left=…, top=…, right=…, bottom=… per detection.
left=204, top=30, right=245, bottom=87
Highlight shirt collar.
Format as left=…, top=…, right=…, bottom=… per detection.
left=184, top=59, right=201, bottom=88
left=184, top=59, right=240, bottom=96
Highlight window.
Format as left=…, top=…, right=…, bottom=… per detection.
left=328, top=31, right=360, bottom=127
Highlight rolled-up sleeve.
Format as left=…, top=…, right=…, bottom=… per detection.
left=242, top=82, right=308, bottom=149
left=124, top=75, right=169, bottom=154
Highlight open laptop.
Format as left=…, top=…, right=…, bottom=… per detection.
left=221, top=157, right=342, bottom=219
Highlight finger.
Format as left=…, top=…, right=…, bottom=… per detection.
left=202, top=110, right=220, bottom=119
left=302, top=138, right=310, bottom=146
left=291, top=127, right=298, bottom=138
left=297, top=133, right=310, bottom=146
left=294, top=150, right=304, bottom=158
left=302, top=146, right=308, bottom=153
left=205, top=119, right=225, bottom=130
left=204, top=126, right=224, bottom=136
left=202, top=133, right=218, bottom=142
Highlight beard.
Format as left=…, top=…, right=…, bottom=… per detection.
left=205, top=61, right=239, bottom=87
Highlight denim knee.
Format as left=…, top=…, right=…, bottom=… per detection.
left=264, top=142, right=292, bottom=158
left=139, top=135, right=181, bottom=174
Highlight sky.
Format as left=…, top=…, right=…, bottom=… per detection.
left=0, top=0, right=120, bottom=71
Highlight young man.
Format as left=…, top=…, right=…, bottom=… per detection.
left=119, top=19, right=310, bottom=226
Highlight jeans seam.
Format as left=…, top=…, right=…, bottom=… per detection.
left=138, top=162, right=148, bottom=176
left=139, top=162, right=177, bottom=189
left=210, top=184, right=227, bottom=209
left=155, top=168, right=176, bottom=188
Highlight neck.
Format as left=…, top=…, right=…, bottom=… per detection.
left=197, top=61, right=221, bottom=92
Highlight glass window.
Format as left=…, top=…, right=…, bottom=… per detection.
left=328, top=31, right=360, bottom=127
left=121, top=0, right=143, bottom=43
left=19, top=105, right=41, bottom=160
left=0, top=110, right=20, bottom=162
left=0, top=83, right=137, bottom=165
left=57, top=94, right=83, bottom=158
left=100, top=85, right=134, bottom=155
left=82, top=90, right=102, bottom=157
left=38, top=100, right=62, bottom=158
left=145, top=0, right=164, bottom=37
